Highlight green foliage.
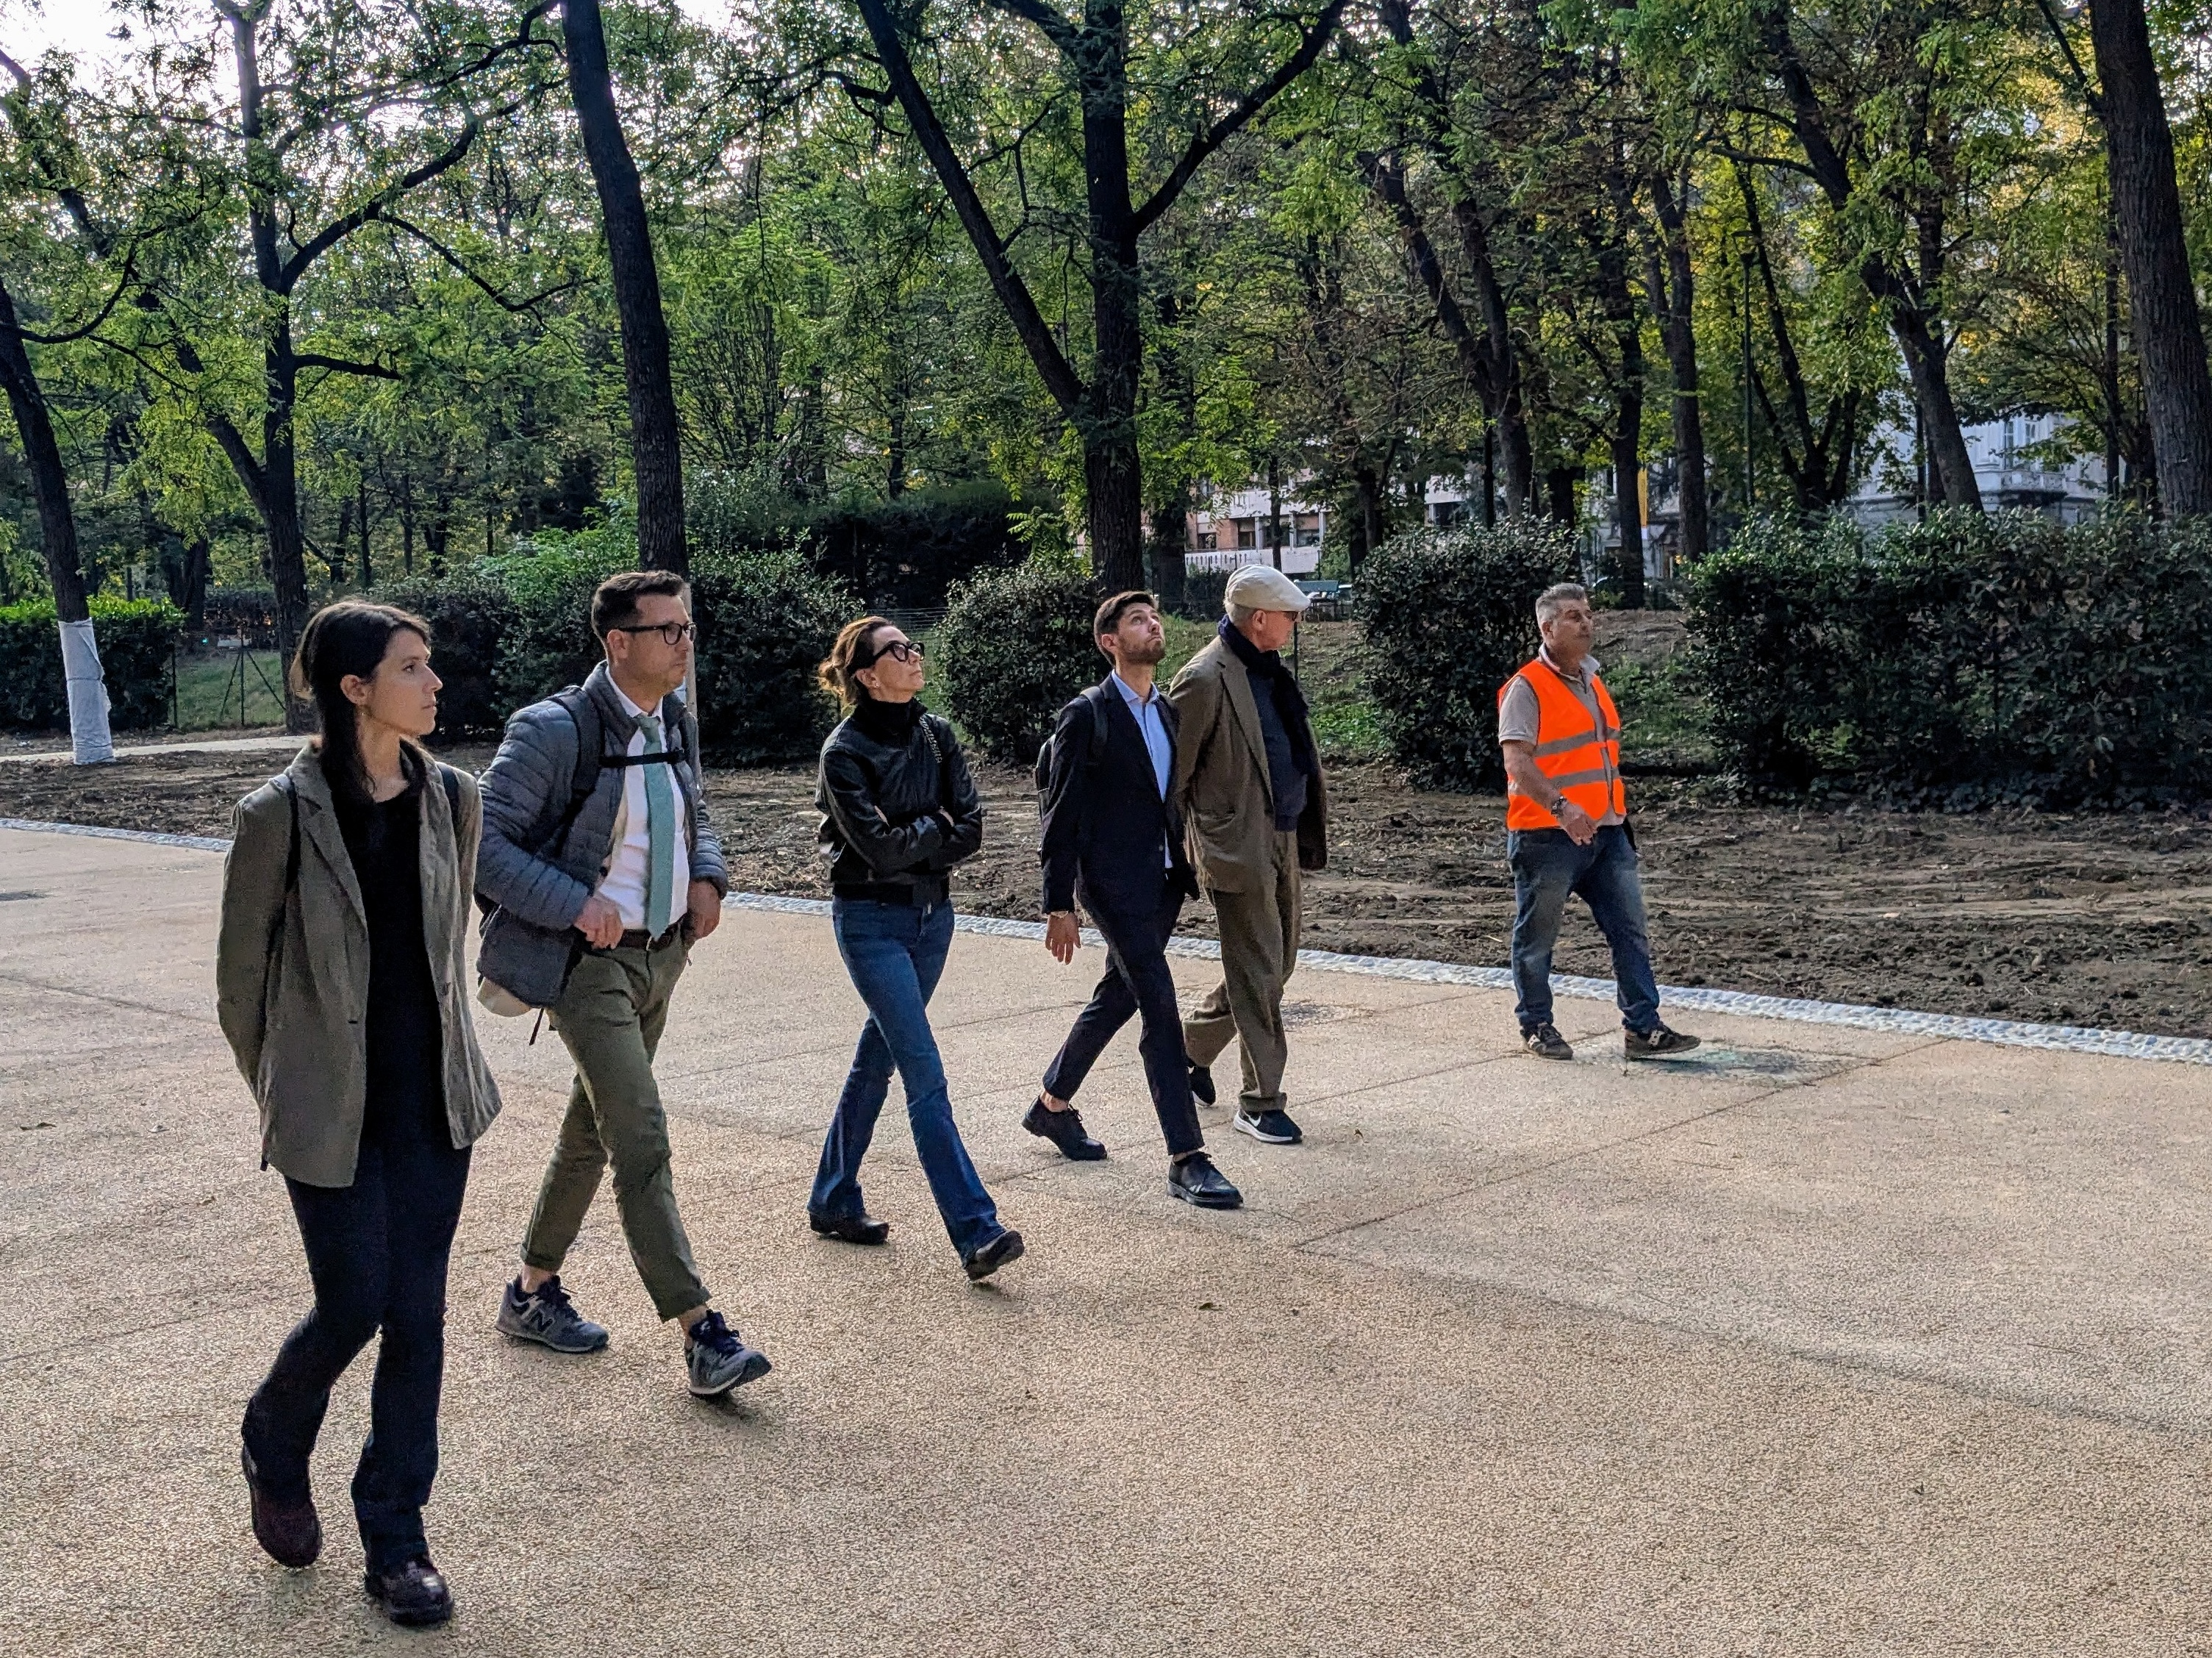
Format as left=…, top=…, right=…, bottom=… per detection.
left=687, top=549, right=853, bottom=764
left=374, top=571, right=520, bottom=742
left=935, top=562, right=1102, bottom=764
left=1687, top=510, right=2212, bottom=801
left=1356, top=520, right=1583, bottom=790
left=0, top=598, right=181, bottom=732
left=690, top=474, right=1021, bottom=607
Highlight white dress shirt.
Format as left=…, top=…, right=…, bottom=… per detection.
left=595, top=683, right=690, bottom=930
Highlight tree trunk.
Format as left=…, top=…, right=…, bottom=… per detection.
left=1547, top=466, right=1580, bottom=526
left=1081, top=53, right=1147, bottom=594
left=564, top=0, right=687, bottom=571
left=1597, top=225, right=1647, bottom=607
left=1350, top=462, right=1386, bottom=571
left=1146, top=282, right=1195, bottom=607
left=1650, top=168, right=1710, bottom=561
left=0, top=272, right=112, bottom=760
left=2088, top=0, right=2212, bottom=515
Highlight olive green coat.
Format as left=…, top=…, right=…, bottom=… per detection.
left=215, top=745, right=502, bottom=1187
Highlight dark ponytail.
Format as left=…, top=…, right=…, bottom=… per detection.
left=292, top=600, right=432, bottom=800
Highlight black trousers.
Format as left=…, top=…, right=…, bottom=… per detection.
left=1042, top=873, right=1204, bottom=1157
left=242, top=1111, right=471, bottom=1572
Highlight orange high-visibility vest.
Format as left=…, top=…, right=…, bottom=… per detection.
left=1497, top=658, right=1626, bottom=831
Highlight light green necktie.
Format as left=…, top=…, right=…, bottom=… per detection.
left=637, top=710, right=676, bottom=936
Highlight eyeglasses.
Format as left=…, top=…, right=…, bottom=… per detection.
left=870, top=638, right=924, bottom=664
left=613, top=621, right=697, bottom=646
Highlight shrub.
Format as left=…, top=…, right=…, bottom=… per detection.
left=1686, top=509, right=2212, bottom=802
left=373, top=572, right=519, bottom=741
left=482, top=526, right=632, bottom=712
left=690, top=474, right=1022, bottom=608
left=687, top=549, right=853, bottom=763
left=0, top=597, right=182, bottom=732
left=936, top=561, right=1101, bottom=763
left=1355, top=519, right=1582, bottom=790
left=1171, top=565, right=1230, bottom=621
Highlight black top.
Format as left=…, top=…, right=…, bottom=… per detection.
left=1037, top=678, right=1198, bottom=916
left=1220, top=619, right=1315, bottom=832
left=815, top=696, right=984, bottom=901
left=331, top=758, right=447, bottom=1143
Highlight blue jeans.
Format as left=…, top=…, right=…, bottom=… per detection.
left=1507, top=824, right=1661, bottom=1035
left=812, top=896, right=1003, bottom=1257
left=243, top=1115, right=471, bottom=1573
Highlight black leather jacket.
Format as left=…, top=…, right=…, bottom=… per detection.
left=816, top=698, right=984, bottom=899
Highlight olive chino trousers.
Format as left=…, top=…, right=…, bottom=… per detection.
left=520, top=940, right=712, bottom=1322
left=1182, top=829, right=1302, bottom=1112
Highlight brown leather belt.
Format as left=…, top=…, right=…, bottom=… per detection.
left=614, top=921, right=686, bottom=952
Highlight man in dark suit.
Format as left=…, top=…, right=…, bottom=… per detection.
left=1028, top=591, right=1243, bottom=1209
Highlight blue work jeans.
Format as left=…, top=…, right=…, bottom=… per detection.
left=1507, top=823, right=1662, bottom=1035
left=812, top=896, right=1003, bottom=1257
left=242, top=1120, right=471, bottom=1573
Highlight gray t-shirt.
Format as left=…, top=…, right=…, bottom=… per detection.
left=1498, top=649, right=1623, bottom=826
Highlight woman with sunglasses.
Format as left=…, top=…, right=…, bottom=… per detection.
left=809, top=617, right=1023, bottom=1282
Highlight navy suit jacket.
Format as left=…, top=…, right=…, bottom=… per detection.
left=1039, top=675, right=1199, bottom=918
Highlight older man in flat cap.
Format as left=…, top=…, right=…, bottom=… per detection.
left=1167, top=565, right=1328, bottom=1146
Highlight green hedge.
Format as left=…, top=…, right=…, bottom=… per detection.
left=0, top=598, right=180, bottom=732
left=688, top=549, right=851, bottom=763
left=1686, top=510, right=2212, bottom=802
left=376, top=571, right=519, bottom=741
left=936, top=562, right=1101, bottom=764
left=1355, top=519, right=1583, bottom=790
left=690, top=475, right=1021, bottom=608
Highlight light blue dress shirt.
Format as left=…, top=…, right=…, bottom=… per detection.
left=1110, top=670, right=1173, bottom=867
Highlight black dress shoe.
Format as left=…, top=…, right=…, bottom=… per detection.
left=1187, top=1062, right=1217, bottom=1106
left=962, top=1228, right=1026, bottom=1282
left=1022, top=1096, right=1106, bottom=1161
left=1168, top=1152, right=1242, bottom=1209
left=240, top=1445, right=321, bottom=1568
left=365, top=1556, right=453, bottom=1627
left=809, top=1209, right=892, bottom=1245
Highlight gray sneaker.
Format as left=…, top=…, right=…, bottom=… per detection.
left=684, top=1310, right=772, bottom=1398
left=497, top=1276, right=609, bottom=1355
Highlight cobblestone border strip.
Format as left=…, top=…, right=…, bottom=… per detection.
left=1, top=822, right=2201, bottom=1067
left=0, top=816, right=233, bottom=854
left=731, top=891, right=2212, bottom=1068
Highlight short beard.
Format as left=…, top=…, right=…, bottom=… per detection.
left=1115, top=635, right=1167, bottom=668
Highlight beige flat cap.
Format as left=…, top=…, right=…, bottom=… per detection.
left=1222, top=564, right=1311, bottom=612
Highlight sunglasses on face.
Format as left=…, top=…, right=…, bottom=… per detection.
left=613, top=621, right=697, bottom=646
left=870, top=638, right=924, bottom=665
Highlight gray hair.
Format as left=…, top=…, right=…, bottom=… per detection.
left=1225, top=601, right=1258, bottom=626
left=1535, top=582, right=1589, bottom=628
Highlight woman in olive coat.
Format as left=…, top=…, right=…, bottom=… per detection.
left=215, top=601, right=499, bottom=1628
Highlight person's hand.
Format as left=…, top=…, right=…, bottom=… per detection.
left=1045, top=910, right=1080, bottom=965
left=574, top=893, right=625, bottom=948
left=1556, top=798, right=1599, bottom=846
left=687, top=879, right=723, bottom=941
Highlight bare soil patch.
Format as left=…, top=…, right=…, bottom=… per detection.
left=8, top=741, right=2206, bottom=1039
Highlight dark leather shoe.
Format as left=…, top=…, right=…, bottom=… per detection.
left=240, top=1445, right=320, bottom=1568
left=1187, top=1062, right=1217, bottom=1106
left=1168, top=1152, right=1242, bottom=1209
left=962, top=1228, right=1026, bottom=1282
left=809, top=1209, right=891, bottom=1245
left=1022, top=1096, right=1106, bottom=1161
left=365, top=1556, right=453, bottom=1627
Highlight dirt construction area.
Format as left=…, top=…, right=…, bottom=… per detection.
left=5, top=738, right=2208, bottom=1040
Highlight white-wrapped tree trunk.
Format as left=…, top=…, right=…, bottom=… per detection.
left=57, top=618, right=114, bottom=765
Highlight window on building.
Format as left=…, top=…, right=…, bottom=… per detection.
left=1234, top=519, right=1256, bottom=550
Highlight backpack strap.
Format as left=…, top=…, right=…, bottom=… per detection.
left=539, top=685, right=605, bottom=857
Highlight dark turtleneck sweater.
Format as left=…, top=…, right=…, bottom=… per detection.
left=1220, top=618, right=1315, bottom=831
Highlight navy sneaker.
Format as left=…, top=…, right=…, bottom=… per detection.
left=1234, top=1106, right=1303, bottom=1145
left=684, top=1310, right=772, bottom=1398
left=498, top=1275, right=610, bottom=1354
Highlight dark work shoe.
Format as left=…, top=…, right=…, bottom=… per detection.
left=1523, top=1024, right=1575, bottom=1061
left=809, top=1209, right=892, bottom=1245
left=1625, top=1023, right=1702, bottom=1061
left=1023, top=1096, right=1106, bottom=1161
left=497, top=1275, right=609, bottom=1355
left=364, top=1556, right=453, bottom=1627
left=1187, top=1062, right=1217, bottom=1106
left=1234, top=1106, right=1303, bottom=1145
left=684, top=1310, right=773, bottom=1398
left=240, top=1445, right=320, bottom=1569
left=1168, top=1152, right=1242, bottom=1209
left=962, top=1228, right=1026, bottom=1282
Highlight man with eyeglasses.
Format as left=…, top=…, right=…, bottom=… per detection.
left=476, top=569, right=773, bottom=1401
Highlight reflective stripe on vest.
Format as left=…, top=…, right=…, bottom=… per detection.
left=1497, top=660, right=1626, bottom=831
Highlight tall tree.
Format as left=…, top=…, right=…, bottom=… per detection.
left=850, top=0, right=1347, bottom=590
left=2084, top=0, right=2212, bottom=515
left=563, top=0, right=687, bottom=571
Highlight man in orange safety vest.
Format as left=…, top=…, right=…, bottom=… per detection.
left=1497, top=582, right=1700, bottom=1062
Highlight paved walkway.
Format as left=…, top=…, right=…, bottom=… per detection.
left=0, top=734, right=297, bottom=764
left=3, top=823, right=2211, bottom=1656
